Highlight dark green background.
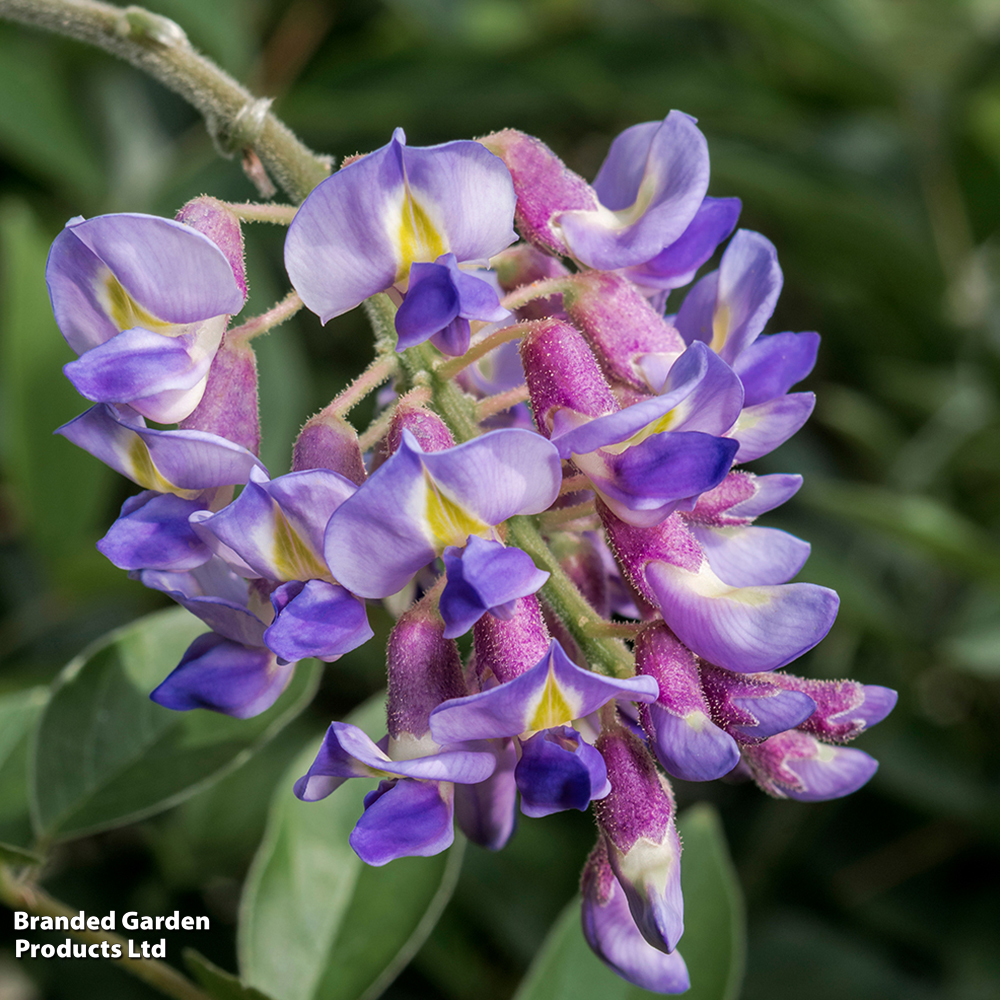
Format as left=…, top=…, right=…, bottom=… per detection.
left=1, top=0, right=998, bottom=997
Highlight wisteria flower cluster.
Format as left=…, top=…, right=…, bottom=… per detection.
left=48, top=114, right=895, bottom=994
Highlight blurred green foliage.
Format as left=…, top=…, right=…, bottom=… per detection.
left=1, top=0, right=999, bottom=998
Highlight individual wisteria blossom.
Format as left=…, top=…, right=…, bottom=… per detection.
left=285, top=127, right=516, bottom=349
left=295, top=601, right=498, bottom=864
left=49, top=107, right=898, bottom=998
left=47, top=202, right=247, bottom=424
left=324, top=427, right=561, bottom=617
left=483, top=112, right=713, bottom=272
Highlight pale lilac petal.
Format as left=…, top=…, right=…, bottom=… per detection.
left=429, top=640, right=658, bottom=743
left=454, top=739, right=518, bottom=850
left=150, top=632, right=293, bottom=718
left=712, top=230, right=783, bottom=363
left=199, top=467, right=352, bottom=582
left=46, top=213, right=243, bottom=354
left=744, top=730, right=879, bottom=801
left=560, top=112, right=710, bottom=269
left=395, top=137, right=517, bottom=265
left=552, top=341, right=723, bottom=458
left=286, top=129, right=515, bottom=323
left=610, top=820, right=685, bottom=954
left=265, top=580, right=373, bottom=662
left=418, top=428, right=562, bottom=523
left=644, top=559, right=839, bottom=672
left=285, top=134, right=413, bottom=322
left=728, top=392, right=815, bottom=462
left=672, top=269, right=718, bottom=349
left=786, top=746, right=879, bottom=801
left=138, top=560, right=267, bottom=647
left=729, top=689, right=816, bottom=740
left=726, top=473, right=803, bottom=519
left=625, top=196, right=741, bottom=291
left=63, top=328, right=212, bottom=418
left=350, top=779, right=455, bottom=866
left=97, top=491, right=211, bottom=572
left=586, top=431, right=738, bottom=528
left=325, top=429, right=561, bottom=598
left=733, top=330, right=820, bottom=406
left=294, top=722, right=495, bottom=804
left=855, top=685, right=898, bottom=728
left=440, top=538, right=549, bottom=638
left=645, top=704, right=740, bottom=781
left=293, top=723, right=387, bottom=801
left=582, top=858, right=690, bottom=993
left=590, top=121, right=664, bottom=211
left=689, top=524, right=811, bottom=586
left=515, top=726, right=610, bottom=817
left=56, top=404, right=265, bottom=496
left=323, top=433, right=436, bottom=597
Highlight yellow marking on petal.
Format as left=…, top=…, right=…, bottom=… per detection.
left=685, top=564, right=771, bottom=606
left=272, top=506, right=331, bottom=582
left=611, top=168, right=659, bottom=228
left=526, top=663, right=576, bottom=732
left=100, top=271, right=174, bottom=333
left=423, top=469, right=491, bottom=549
left=395, top=189, right=448, bottom=282
left=126, top=436, right=199, bottom=499
left=600, top=409, right=678, bottom=456
left=709, top=302, right=731, bottom=353
left=685, top=710, right=710, bottom=732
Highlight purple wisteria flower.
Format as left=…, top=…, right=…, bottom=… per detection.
left=47, top=209, right=246, bottom=424
left=674, top=228, right=820, bottom=462
left=325, top=427, right=561, bottom=600
left=521, top=318, right=741, bottom=527
left=395, top=253, right=510, bottom=356
left=285, top=127, right=517, bottom=342
left=483, top=112, right=715, bottom=272
left=295, top=605, right=499, bottom=865
left=45, top=105, right=902, bottom=1000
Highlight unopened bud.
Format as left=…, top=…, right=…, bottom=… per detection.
left=562, top=272, right=685, bottom=392
left=293, top=409, right=366, bottom=484
left=479, top=130, right=598, bottom=259
left=386, top=602, right=466, bottom=741
left=179, top=338, right=260, bottom=454
left=520, top=318, right=617, bottom=435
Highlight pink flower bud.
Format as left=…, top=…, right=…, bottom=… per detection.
left=387, top=602, right=467, bottom=740
left=594, top=724, right=684, bottom=953
left=179, top=338, right=260, bottom=454
left=562, top=272, right=686, bottom=392
left=472, top=594, right=550, bottom=684
left=520, top=317, right=617, bottom=434
left=293, top=409, right=366, bottom=484
left=175, top=196, right=247, bottom=300
left=479, top=130, right=599, bottom=258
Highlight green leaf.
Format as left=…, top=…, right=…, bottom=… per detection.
left=0, top=841, right=44, bottom=866
left=239, top=693, right=465, bottom=1000
left=675, top=804, right=746, bottom=1000
left=184, top=949, right=273, bottom=1000
left=513, top=804, right=744, bottom=1000
left=801, top=479, right=1000, bottom=585
left=0, top=687, right=48, bottom=848
left=0, top=28, right=104, bottom=203
left=30, top=608, right=320, bottom=842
